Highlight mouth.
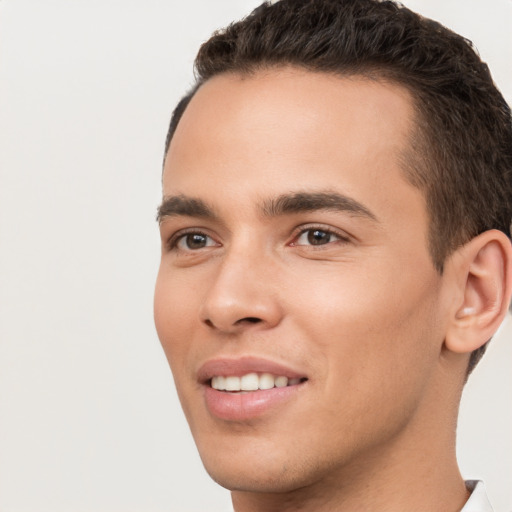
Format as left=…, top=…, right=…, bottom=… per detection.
left=210, top=373, right=307, bottom=393
left=199, top=357, right=308, bottom=421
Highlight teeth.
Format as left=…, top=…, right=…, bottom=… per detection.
left=225, top=376, right=240, bottom=391
left=211, top=376, right=225, bottom=390
left=259, top=373, right=275, bottom=390
left=240, top=373, right=259, bottom=391
left=211, top=373, right=301, bottom=391
left=275, top=376, right=288, bottom=388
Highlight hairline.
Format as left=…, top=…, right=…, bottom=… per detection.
left=163, top=65, right=442, bottom=270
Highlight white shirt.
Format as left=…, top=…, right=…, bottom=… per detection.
left=461, top=481, right=494, bottom=512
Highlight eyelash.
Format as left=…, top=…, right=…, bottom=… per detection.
left=291, top=225, right=350, bottom=247
left=167, top=224, right=349, bottom=253
left=167, top=229, right=218, bottom=252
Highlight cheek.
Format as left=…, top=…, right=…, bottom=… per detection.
left=154, top=269, right=197, bottom=371
left=290, top=258, right=443, bottom=388
left=154, top=269, right=205, bottom=427
left=287, top=270, right=443, bottom=451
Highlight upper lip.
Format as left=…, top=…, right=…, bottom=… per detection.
left=197, top=356, right=307, bottom=384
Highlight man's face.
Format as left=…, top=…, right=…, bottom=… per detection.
left=155, top=69, right=450, bottom=492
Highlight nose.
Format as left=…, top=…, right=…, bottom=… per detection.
left=199, top=248, right=283, bottom=334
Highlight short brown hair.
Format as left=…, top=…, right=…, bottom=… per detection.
left=164, top=0, right=512, bottom=371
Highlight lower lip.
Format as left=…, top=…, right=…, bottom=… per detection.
left=204, top=383, right=304, bottom=421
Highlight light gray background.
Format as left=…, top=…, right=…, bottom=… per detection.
left=0, top=1, right=510, bottom=511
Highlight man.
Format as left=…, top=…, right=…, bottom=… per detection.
left=154, top=0, right=512, bottom=510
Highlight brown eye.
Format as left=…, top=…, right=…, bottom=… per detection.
left=296, top=229, right=339, bottom=246
left=308, top=229, right=332, bottom=245
left=176, top=232, right=215, bottom=250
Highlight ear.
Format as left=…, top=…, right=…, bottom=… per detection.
left=444, top=230, right=512, bottom=355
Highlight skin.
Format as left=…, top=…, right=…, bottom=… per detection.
left=154, top=68, right=502, bottom=511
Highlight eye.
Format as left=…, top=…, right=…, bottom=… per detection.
left=294, top=228, right=344, bottom=246
left=174, top=232, right=217, bottom=250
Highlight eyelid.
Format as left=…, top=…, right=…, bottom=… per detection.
left=289, top=223, right=351, bottom=246
left=167, top=227, right=220, bottom=251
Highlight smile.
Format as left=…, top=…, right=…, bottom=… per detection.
left=199, top=357, right=308, bottom=420
left=210, top=373, right=305, bottom=392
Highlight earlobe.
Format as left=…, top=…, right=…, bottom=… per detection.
left=445, top=230, right=512, bottom=355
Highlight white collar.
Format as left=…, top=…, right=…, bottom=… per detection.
left=461, top=481, right=494, bottom=512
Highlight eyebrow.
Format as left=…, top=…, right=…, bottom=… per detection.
left=157, top=195, right=217, bottom=223
left=157, top=191, right=378, bottom=224
left=261, top=191, right=378, bottom=221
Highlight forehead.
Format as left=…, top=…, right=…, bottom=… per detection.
left=163, top=68, right=421, bottom=223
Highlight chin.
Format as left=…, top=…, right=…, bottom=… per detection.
left=203, top=461, right=307, bottom=494
left=197, top=438, right=331, bottom=495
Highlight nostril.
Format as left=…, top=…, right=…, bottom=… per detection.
left=203, top=317, right=261, bottom=328
left=237, top=317, right=262, bottom=325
